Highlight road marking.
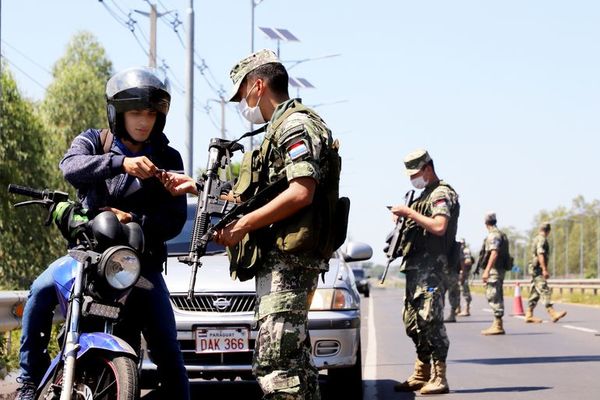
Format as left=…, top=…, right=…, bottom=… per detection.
left=563, top=325, right=599, bottom=334
left=363, top=295, right=378, bottom=399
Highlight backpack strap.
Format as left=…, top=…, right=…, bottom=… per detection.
left=99, top=129, right=114, bottom=154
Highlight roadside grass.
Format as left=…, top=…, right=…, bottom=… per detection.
left=0, top=326, right=61, bottom=377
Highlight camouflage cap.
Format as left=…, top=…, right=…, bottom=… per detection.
left=228, top=49, right=280, bottom=102
left=403, top=149, right=432, bottom=176
left=484, top=212, right=497, bottom=224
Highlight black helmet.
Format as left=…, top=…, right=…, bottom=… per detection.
left=105, top=67, right=171, bottom=141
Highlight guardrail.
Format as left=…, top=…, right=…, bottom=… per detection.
left=2, top=280, right=599, bottom=333
left=472, top=279, right=600, bottom=296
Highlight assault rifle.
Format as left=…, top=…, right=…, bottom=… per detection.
left=380, top=189, right=415, bottom=284
left=178, top=137, right=244, bottom=299
left=473, top=239, right=489, bottom=277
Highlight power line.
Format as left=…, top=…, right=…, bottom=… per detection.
left=0, top=53, right=46, bottom=90
left=1, top=39, right=52, bottom=75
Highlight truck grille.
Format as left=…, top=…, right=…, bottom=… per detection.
left=171, top=293, right=256, bottom=313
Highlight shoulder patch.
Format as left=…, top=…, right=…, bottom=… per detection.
left=287, top=140, right=310, bottom=161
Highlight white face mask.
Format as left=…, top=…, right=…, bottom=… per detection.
left=410, top=175, right=428, bottom=189
left=238, top=82, right=265, bottom=124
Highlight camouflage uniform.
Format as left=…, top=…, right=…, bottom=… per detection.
left=252, top=99, right=331, bottom=400
left=228, top=50, right=335, bottom=400
left=527, top=233, right=553, bottom=308
left=442, top=256, right=460, bottom=315
left=400, top=181, right=458, bottom=363
left=484, top=227, right=505, bottom=318
left=459, top=244, right=473, bottom=305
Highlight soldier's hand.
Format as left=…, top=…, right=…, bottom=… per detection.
left=481, top=270, right=490, bottom=284
left=214, top=218, right=249, bottom=247
left=161, top=172, right=198, bottom=196
left=123, top=156, right=157, bottom=179
left=390, top=204, right=411, bottom=218
left=542, top=269, right=550, bottom=279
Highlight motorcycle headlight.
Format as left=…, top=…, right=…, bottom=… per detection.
left=309, top=288, right=359, bottom=311
left=98, top=246, right=141, bottom=290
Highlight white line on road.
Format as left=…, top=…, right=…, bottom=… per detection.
left=363, top=295, right=378, bottom=399
left=562, top=325, right=599, bottom=334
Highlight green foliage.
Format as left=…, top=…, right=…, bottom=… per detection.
left=500, top=196, right=600, bottom=279
left=41, top=31, right=113, bottom=156
left=0, top=66, right=66, bottom=288
left=0, top=32, right=113, bottom=289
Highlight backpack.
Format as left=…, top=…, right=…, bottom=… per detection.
left=497, top=231, right=514, bottom=272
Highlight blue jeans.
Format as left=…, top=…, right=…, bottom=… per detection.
left=19, top=264, right=189, bottom=399
left=19, top=262, right=59, bottom=385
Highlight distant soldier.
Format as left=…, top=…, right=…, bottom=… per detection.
left=443, top=244, right=461, bottom=323
left=525, top=222, right=567, bottom=323
left=390, top=149, right=459, bottom=395
left=480, top=212, right=510, bottom=335
left=457, top=238, right=473, bottom=316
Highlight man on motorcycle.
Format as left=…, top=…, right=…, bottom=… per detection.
left=16, top=67, right=189, bottom=400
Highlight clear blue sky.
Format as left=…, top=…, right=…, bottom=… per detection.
left=2, top=0, right=599, bottom=265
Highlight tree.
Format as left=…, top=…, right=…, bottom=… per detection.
left=41, top=31, right=113, bottom=159
left=0, top=65, right=64, bottom=288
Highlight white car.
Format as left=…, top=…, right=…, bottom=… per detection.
left=141, top=203, right=372, bottom=397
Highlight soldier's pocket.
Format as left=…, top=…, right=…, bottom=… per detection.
left=417, top=288, right=443, bottom=323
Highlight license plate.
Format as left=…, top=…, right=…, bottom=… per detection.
left=195, top=327, right=249, bottom=353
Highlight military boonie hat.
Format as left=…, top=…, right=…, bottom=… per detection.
left=228, top=49, right=280, bottom=102
left=403, top=149, right=432, bottom=176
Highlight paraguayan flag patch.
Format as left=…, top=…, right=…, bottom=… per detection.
left=287, top=140, right=309, bottom=161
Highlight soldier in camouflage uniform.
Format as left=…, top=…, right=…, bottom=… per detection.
left=443, top=247, right=461, bottom=323
left=390, top=149, right=459, bottom=395
left=214, top=49, right=336, bottom=400
left=525, top=223, right=567, bottom=323
left=480, top=212, right=506, bottom=335
left=457, top=239, right=473, bottom=316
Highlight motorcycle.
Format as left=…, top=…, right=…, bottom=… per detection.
left=8, top=184, right=145, bottom=400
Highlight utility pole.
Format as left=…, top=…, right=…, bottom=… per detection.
left=565, top=222, right=569, bottom=278
left=134, top=2, right=168, bottom=68
left=184, top=0, right=194, bottom=176
left=580, top=220, right=584, bottom=278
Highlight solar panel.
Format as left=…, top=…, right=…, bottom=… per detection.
left=275, top=28, right=299, bottom=42
left=258, top=27, right=281, bottom=40
left=296, top=78, right=315, bottom=88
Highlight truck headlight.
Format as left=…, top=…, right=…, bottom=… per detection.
left=98, top=246, right=141, bottom=290
left=310, top=289, right=359, bottom=311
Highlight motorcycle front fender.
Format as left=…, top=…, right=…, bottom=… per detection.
left=37, top=332, right=137, bottom=391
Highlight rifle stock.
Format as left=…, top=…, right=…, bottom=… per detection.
left=380, top=189, right=415, bottom=284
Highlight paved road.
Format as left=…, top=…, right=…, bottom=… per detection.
left=363, top=286, right=600, bottom=400
left=3, top=287, right=598, bottom=399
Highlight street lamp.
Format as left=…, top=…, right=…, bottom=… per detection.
left=289, top=76, right=315, bottom=98
left=258, top=27, right=300, bottom=57
left=284, top=53, right=341, bottom=70
left=207, top=97, right=226, bottom=139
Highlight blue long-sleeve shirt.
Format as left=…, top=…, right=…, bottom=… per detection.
left=60, top=128, right=187, bottom=271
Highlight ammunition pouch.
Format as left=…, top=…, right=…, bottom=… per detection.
left=227, top=230, right=264, bottom=282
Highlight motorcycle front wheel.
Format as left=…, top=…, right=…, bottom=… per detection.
left=38, top=354, right=139, bottom=400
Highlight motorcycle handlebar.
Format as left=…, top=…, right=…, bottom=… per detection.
left=7, top=184, right=45, bottom=199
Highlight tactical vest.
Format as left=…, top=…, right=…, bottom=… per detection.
left=231, top=100, right=346, bottom=264
left=400, top=180, right=460, bottom=259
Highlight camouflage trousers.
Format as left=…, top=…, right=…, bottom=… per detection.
left=442, top=266, right=460, bottom=312
left=403, top=263, right=450, bottom=363
left=254, top=260, right=320, bottom=400
left=485, top=268, right=505, bottom=318
left=459, top=271, right=472, bottom=304
left=527, top=274, right=553, bottom=309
